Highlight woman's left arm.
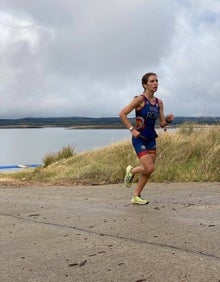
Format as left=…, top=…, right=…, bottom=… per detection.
left=158, top=99, right=174, bottom=127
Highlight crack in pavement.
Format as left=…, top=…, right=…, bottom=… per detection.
left=2, top=213, right=220, bottom=261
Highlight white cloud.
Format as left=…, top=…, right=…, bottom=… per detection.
left=0, top=0, right=219, bottom=118
left=157, top=0, right=220, bottom=116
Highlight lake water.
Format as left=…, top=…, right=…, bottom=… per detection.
left=0, top=128, right=130, bottom=168
left=0, top=127, right=176, bottom=170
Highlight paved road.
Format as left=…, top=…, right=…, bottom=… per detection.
left=0, top=182, right=220, bottom=282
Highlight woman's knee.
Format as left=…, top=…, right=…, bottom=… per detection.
left=143, top=163, right=155, bottom=175
left=140, top=153, right=156, bottom=175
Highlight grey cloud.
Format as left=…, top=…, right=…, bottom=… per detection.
left=0, top=0, right=219, bottom=118
left=44, top=1, right=176, bottom=78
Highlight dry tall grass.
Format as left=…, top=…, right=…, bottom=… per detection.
left=154, top=125, right=220, bottom=182
left=1, top=125, right=219, bottom=185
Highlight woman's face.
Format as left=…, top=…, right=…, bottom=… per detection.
left=144, top=75, right=158, bottom=93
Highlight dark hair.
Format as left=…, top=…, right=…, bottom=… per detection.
left=142, top=72, right=157, bottom=90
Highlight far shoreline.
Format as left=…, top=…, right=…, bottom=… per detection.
left=0, top=125, right=125, bottom=129
left=0, top=124, right=219, bottom=130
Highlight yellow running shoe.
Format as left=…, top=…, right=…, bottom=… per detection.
left=131, top=196, right=149, bottom=205
left=124, top=165, right=134, bottom=188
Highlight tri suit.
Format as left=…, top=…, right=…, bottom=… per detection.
left=132, top=95, right=160, bottom=158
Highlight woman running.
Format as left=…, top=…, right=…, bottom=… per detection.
left=119, top=72, right=174, bottom=204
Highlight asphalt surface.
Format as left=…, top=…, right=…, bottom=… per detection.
left=0, top=182, right=220, bottom=282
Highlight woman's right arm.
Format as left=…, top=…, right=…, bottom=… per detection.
left=119, top=95, right=143, bottom=137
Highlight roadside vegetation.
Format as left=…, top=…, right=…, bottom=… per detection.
left=43, top=145, right=76, bottom=167
left=0, top=124, right=219, bottom=186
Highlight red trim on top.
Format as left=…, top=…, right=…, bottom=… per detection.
left=142, top=95, right=158, bottom=106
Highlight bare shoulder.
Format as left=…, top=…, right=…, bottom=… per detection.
left=132, top=94, right=145, bottom=107
left=134, top=94, right=145, bottom=102
left=157, top=98, right=164, bottom=107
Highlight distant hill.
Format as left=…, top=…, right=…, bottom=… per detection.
left=0, top=116, right=219, bottom=128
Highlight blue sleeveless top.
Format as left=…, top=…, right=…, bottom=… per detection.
left=135, top=95, right=160, bottom=139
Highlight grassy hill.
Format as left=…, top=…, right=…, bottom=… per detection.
left=1, top=124, right=219, bottom=186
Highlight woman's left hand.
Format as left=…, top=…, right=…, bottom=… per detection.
left=166, top=114, right=175, bottom=122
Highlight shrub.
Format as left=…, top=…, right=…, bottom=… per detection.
left=43, top=145, right=75, bottom=167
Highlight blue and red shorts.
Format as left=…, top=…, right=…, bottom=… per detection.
left=132, top=136, right=156, bottom=158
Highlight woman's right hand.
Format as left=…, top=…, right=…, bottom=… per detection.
left=131, top=129, right=140, bottom=138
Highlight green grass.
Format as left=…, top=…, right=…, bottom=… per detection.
left=1, top=125, right=219, bottom=185
left=43, top=145, right=76, bottom=167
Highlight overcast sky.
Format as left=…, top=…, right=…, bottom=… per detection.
left=0, top=0, right=219, bottom=118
